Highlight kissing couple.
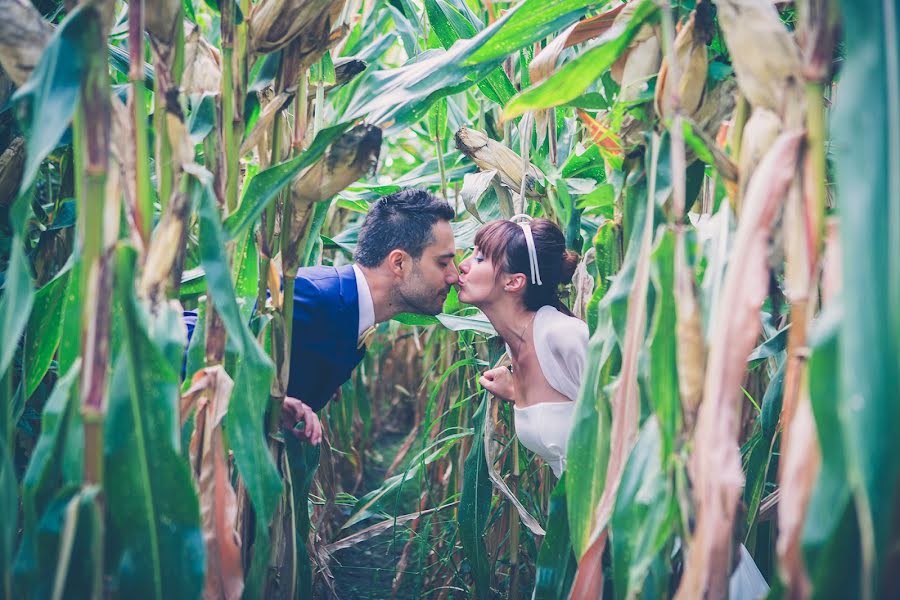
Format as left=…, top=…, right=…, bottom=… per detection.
left=199, top=187, right=589, bottom=477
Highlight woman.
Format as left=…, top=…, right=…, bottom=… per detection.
left=456, top=215, right=586, bottom=477
left=458, top=216, right=768, bottom=598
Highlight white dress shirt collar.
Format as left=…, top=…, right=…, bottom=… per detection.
left=352, top=263, right=375, bottom=341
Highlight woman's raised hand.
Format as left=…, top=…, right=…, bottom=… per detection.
left=479, top=366, right=516, bottom=402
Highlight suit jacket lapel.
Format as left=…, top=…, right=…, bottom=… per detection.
left=336, top=265, right=365, bottom=364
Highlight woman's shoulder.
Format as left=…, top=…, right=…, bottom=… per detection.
left=532, top=306, right=588, bottom=401
left=534, top=306, right=589, bottom=352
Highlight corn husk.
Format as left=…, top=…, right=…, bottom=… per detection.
left=183, top=25, right=222, bottom=96
left=655, top=8, right=713, bottom=121
left=0, top=0, right=52, bottom=86
left=716, top=0, right=805, bottom=125
left=454, top=127, right=544, bottom=198
left=145, top=0, right=182, bottom=49
left=621, top=34, right=661, bottom=104
left=280, top=22, right=349, bottom=94
left=283, top=124, right=382, bottom=272
left=674, top=232, right=705, bottom=432
left=249, top=0, right=344, bottom=55
left=738, top=108, right=782, bottom=201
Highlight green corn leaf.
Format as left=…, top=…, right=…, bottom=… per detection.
left=425, top=0, right=516, bottom=105
left=829, top=3, right=900, bottom=595
left=534, top=474, right=578, bottom=600
left=503, top=1, right=659, bottom=120
left=610, top=418, right=674, bottom=599
left=0, top=441, right=16, bottom=598
left=285, top=436, right=321, bottom=599
left=802, top=306, right=860, bottom=597
left=347, top=0, right=595, bottom=127
left=15, top=361, right=81, bottom=590
left=566, top=321, right=616, bottom=558
left=23, top=265, right=72, bottom=398
left=0, top=193, right=35, bottom=411
left=648, top=230, right=680, bottom=458
left=458, top=395, right=492, bottom=598
left=463, top=0, right=599, bottom=65
left=104, top=247, right=204, bottom=600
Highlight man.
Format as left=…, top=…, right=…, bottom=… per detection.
left=186, top=188, right=458, bottom=443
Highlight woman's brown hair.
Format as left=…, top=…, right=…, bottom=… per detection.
left=473, top=218, right=579, bottom=313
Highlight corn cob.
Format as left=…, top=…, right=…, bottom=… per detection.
left=454, top=127, right=544, bottom=198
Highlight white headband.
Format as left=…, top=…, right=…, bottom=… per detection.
left=509, top=214, right=543, bottom=286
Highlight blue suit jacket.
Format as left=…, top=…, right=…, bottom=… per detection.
left=185, top=264, right=365, bottom=412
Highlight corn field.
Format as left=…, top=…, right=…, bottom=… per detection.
left=0, top=0, right=898, bottom=598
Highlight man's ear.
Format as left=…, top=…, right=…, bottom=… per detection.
left=386, top=249, right=406, bottom=277
left=504, top=273, right=527, bottom=294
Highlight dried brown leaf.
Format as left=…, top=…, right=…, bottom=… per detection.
left=777, top=384, right=819, bottom=600
left=183, top=367, right=244, bottom=600
left=674, top=130, right=804, bottom=600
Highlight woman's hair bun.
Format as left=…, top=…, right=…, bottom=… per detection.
left=560, top=250, right=580, bottom=285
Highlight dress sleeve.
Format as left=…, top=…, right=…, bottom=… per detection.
left=535, top=309, right=590, bottom=401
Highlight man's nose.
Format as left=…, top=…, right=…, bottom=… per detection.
left=447, top=262, right=460, bottom=284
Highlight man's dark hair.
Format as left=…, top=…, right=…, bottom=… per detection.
left=355, top=188, right=455, bottom=267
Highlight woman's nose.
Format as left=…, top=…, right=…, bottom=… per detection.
left=459, top=257, right=470, bottom=274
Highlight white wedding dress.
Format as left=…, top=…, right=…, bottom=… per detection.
left=509, top=306, right=587, bottom=477
left=510, top=306, right=769, bottom=598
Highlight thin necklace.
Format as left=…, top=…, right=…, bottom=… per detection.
left=509, top=311, right=537, bottom=357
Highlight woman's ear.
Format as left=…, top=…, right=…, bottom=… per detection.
left=504, top=273, right=527, bottom=294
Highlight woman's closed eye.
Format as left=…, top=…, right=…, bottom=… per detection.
left=474, top=253, right=485, bottom=263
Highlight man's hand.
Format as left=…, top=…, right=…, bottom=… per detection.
left=281, top=396, right=323, bottom=445
left=479, top=366, right=516, bottom=403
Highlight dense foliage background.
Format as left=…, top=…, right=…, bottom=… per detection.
left=1, top=0, right=898, bottom=598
